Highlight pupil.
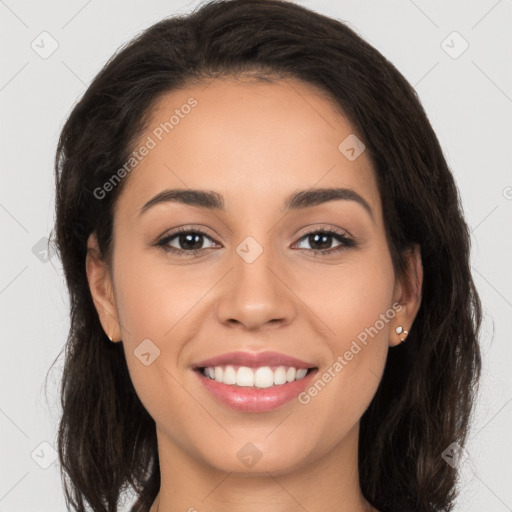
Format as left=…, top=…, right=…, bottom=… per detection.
left=180, top=233, right=202, bottom=250
left=310, top=233, right=331, bottom=250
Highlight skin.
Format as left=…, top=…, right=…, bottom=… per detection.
left=86, top=77, right=422, bottom=512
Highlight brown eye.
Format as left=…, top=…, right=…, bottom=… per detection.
left=156, top=228, right=218, bottom=256
left=294, top=229, right=356, bottom=255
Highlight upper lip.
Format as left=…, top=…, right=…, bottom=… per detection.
left=192, top=351, right=317, bottom=370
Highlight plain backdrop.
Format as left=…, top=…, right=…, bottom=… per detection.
left=1, top=0, right=511, bottom=510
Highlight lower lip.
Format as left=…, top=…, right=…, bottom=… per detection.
left=194, top=368, right=318, bottom=413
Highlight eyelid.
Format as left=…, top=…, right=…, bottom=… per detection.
left=157, top=223, right=353, bottom=242
left=297, top=224, right=353, bottom=239
left=157, top=224, right=218, bottom=242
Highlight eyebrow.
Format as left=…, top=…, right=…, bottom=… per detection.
left=139, top=187, right=374, bottom=222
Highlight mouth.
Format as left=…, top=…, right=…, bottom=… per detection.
left=192, top=364, right=319, bottom=413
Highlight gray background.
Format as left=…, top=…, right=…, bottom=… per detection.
left=1, top=0, right=511, bottom=510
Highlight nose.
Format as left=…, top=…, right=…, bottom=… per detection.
left=215, top=242, right=297, bottom=331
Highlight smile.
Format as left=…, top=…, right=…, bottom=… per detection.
left=194, top=365, right=318, bottom=412
left=200, top=365, right=311, bottom=387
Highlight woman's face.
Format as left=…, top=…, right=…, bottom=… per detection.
left=87, top=77, right=421, bottom=476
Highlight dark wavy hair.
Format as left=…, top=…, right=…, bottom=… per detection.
left=48, top=0, right=482, bottom=510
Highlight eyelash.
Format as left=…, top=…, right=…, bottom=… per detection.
left=155, top=226, right=357, bottom=257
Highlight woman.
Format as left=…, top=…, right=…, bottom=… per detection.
left=50, top=0, right=482, bottom=510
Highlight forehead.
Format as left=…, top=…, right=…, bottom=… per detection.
left=116, top=77, right=382, bottom=223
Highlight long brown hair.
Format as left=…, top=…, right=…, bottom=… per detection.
left=48, top=1, right=482, bottom=510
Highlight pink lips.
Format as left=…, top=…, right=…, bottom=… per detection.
left=195, top=368, right=318, bottom=412
left=192, top=350, right=316, bottom=370
left=192, top=350, right=318, bottom=413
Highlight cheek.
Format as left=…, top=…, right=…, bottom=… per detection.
left=296, top=250, right=394, bottom=426
left=329, top=255, right=395, bottom=375
left=297, top=248, right=395, bottom=343
left=111, top=251, right=199, bottom=424
left=112, top=248, right=201, bottom=342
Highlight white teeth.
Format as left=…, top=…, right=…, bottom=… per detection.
left=254, top=367, right=274, bottom=388
left=202, top=365, right=311, bottom=387
left=223, top=365, right=237, bottom=385
left=237, top=366, right=254, bottom=386
left=273, top=366, right=287, bottom=385
left=296, top=368, right=308, bottom=379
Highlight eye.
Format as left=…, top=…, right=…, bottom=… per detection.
left=293, top=227, right=357, bottom=255
left=155, top=226, right=357, bottom=257
left=156, top=227, right=218, bottom=256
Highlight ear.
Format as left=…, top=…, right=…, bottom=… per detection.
left=85, top=232, right=122, bottom=342
left=390, top=243, right=423, bottom=347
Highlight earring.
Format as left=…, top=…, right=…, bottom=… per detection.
left=395, top=326, right=409, bottom=343
left=107, top=332, right=113, bottom=342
